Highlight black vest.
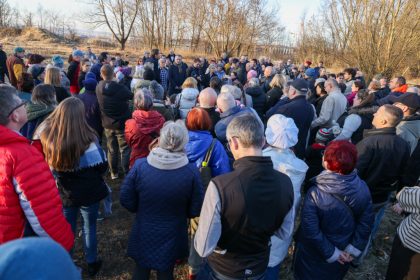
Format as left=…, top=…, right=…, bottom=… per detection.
left=208, top=156, right=294, bottom=279
left=337, top=108, right=374, bottom=144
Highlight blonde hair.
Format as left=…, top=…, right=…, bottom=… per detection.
left=44, top=66, right=61, bottom=87
left=182, top=77, right=198, bottom=89
left=39, top=97, right=97, bottom=171
left=269, top=74, right=286, bottom=89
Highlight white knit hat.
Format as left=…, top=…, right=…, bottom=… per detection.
left=265, top=114, right=299, bottom=149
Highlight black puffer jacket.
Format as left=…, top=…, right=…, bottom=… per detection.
left=265, top=86, right=283, bottom=112
left=245, top=86, right=266, bottom=120
left=356, top=127, right=410, bottom=203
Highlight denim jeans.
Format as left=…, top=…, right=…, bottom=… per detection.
left=355, top=198, right=389, bottom=265
left=104, top=128, right=130, bottom=176
left=197, top=263, right=265, bottom=280
left=265, top=263, right=281, bottom=280
left=188, top=235, right=203, bottom=275
left=63, top=203, right=99, bottom=264
left=102, top=183, right=113, bottom=216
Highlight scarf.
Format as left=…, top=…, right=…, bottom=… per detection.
left=147, top=147, right=189, bottom=170
left=393, top=84, right=408, bottom=93
left=27, top=104, right=55, bottom=121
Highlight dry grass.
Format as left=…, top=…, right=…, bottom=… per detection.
left=71, top=176, right=401, bottom=280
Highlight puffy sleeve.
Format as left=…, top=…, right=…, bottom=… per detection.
left=120, top=162, right=140, bottom=213
left=209, top=140, right=231, bottom=177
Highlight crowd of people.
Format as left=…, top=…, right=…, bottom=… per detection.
left=0, top=44, right=419, bottom=280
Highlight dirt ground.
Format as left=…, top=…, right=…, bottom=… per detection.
left=72, top=176, right=402, bottom=280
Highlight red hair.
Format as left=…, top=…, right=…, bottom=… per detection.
left=324, top=140, right=357, bottom=175
left=186, top=108, right=212, bottom=131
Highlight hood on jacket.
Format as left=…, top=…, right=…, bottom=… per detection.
left=131, top=110, right=165, bottom=135
left=26, top=103, right=55, bottom=121
left=313, top=170, right=370, bottom=204
left=180, top=88, right=199, bottom=101
left=348, top=105, right=378, bottom=116
left=147, top=147, right=189, bottom=170
left=185, top=130, right=213, bottom=162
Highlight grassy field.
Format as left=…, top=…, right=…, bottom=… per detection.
left=72, top=176, right=402, bottom=280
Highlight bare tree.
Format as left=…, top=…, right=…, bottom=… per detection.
left=0, top=0, right=13, bottom=27
left=85, top=0, right=141, bottom=50
left=298, top=0, right=420, bottom=79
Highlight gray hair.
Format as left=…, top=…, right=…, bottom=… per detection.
left=133, top=68, right=145, bottom=79
left=32, top=84, right=57, bottom=106
left=226, top=114, right=264, bottom=148
left=134, top=88, right=153, bottom=111
left=217, top=91, right=236, bottom=112
left=325, top=78, right=339, bottom=89
left=159, top=120, right=189, bottom=152
left=159, top=57, right=166, bottom=64
left=0, top=85, right=20, bottom=125
left=149, top=80, right=164, bottom=100
left=220, top=84, right=236, bottom=96
left=248, top=78, right=260, bottom=88
left=143, top=62, right=154, bottom=71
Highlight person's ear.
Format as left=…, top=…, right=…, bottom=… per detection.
left=231, top=137, right=240, bottom=151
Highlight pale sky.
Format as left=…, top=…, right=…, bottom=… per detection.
left=9, top=0, right=321, bottom=35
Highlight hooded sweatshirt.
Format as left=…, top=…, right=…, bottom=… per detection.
left=177, top=88, right=199, bottom=119
left=20, top=103, right=55, bottom=139
left=125, top=110, right=165, bottom=167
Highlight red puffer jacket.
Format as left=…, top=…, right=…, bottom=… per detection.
left=125, top=110, right=165, bottom=168
left=0, top=125, right=74, bottom=251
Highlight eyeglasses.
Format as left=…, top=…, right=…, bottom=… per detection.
left=225, top=136, right=239, bottom=152
left=7, top=101, right=27, bottom=117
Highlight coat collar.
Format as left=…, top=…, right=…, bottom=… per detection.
left=363, top=127, right=396, bottom=138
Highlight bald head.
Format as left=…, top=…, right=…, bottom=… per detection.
left=199, top=88, right=218, bottom=108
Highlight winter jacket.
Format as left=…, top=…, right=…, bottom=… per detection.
left=153, top=101, right=180, bottom=121
left=396, top=114, right=420, bottom=154
left=20, top=104, right=55, bottom=139
left=215, top=106, right=260, bottom=144
left=263, top=147, right=308, bottom=266
left=376, top=88, right=407, bottom=105
left=313, top=94, right=328, bottom=116
left=90, top=63, right=102, bottom=82
left=67, top=61, right=80, bottom=94
left=303, top=143, right=327, bottom=192
left=336, top=105, right=378, bottom=144
left=185, top=130, right=231, bottom=177
left=96, top=80, right=133, bottom=130
left=176, top=88, right=199, bottom=119
left=125, top=110, right=165, bottom=167
left=0, top=50, right=7, bottom=77
left=78, top=71, right=87, bottom=90
left=356, top=127, right=411, bottom=203
left=202, top=107, right=220, bottom=137
left=54, top=86, right=71, bottom=103
left=265, top=95, right=315, bottom=159
left=77, top=89, right=103, bottom=139
left=145, top=57, right=161, bottom=83
left=168, top=63, right=188, bottom=96
left=0, top=125, right=74, bottom=251
left=52, top=142, right=109, bottom=207
left=294, top=170, right=373, bottom=280
left=6, top=55, right=25, bottom=90
left=400, top=139, right=420, bottom=188
left=265, top=86, right=283, bottom=111
left=187, top=66, right=203, bottom=87
left=245, top=86, right=266, bottom=120
left=312, top=90, right=347, bottom=129
left=120, top=153, right=203, bottom=270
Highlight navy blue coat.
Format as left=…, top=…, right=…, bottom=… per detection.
left=120, top=158, right=203, bottom=270
left=294, top=170, right=373, bottom=280
left=265, top=95, right=314, bottom=159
